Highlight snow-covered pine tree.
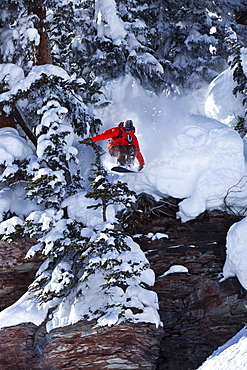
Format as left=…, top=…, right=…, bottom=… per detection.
left=60, top=0, right=246, bottom=95
left=144, top=0, right=247, bottom=93
left=227, top=22, right=247, bottom=136
left=0, top=0, right=161, bottom=332
left=0, top=66, right=97, bottom=186
left=23, top=222, right=160, bottom=329
left=0, top=0, right=103, bottom=207
left=0, top=0, right=38, bottom=69
left=85, top=141, right=136, bottom=222
left=0, top=0, right=101, bottom=136
left=3, top=0, right=247, bottom=98
left=0, top=0, right=100, bottom=300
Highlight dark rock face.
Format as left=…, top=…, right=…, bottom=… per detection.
left=42, top=322, right=163, bottom=370
left=0, top=200, right=247, bottom=370
left=0, top=239, right=40, bottom=311
left=0, top=323, right=39, bottom=369
left=0, top=321, right=163, bottom=369
left=135, top=211, right=247, bottom=369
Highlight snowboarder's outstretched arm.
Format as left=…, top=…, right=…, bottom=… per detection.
left=82, top=127, right=120, bottom=144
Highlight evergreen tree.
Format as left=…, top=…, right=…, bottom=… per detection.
left=22, top=222, right=158, bottom=328
left=64, top=0, right=245, bottom=94
left=85, top=141, right=136, bottom=222
left=227, top=29, right=247, bottom=136
left=2, top=0, right=247, bottom=96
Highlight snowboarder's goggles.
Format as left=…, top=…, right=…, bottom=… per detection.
left=124, top=127, right=132, bottom=131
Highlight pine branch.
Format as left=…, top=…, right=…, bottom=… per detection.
left=13, top=107, right=37, bottom=147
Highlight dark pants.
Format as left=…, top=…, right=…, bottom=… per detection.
left=109, top=145, right=136, bottom=165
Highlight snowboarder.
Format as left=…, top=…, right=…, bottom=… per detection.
left=82, top=120, right=145, bottom=171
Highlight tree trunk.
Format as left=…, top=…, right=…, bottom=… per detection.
left=0, top=110, right=16, bottom=129
left=28, top=1, right=52, bottom=65
left=102, top=199, right=107, bottom=222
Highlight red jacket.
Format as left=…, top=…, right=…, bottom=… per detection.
left=91, top=126, right=145, bottom=165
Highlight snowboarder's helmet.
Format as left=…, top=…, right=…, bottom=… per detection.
left=124, top=120, right=133, bottom=129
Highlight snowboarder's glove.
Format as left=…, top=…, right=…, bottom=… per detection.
left=138, top=164, right=144, bottom=171
left=82, top=138, right=92, bottom=144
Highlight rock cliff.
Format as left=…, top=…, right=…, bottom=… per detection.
left=0, top=195, right=246, bottom=369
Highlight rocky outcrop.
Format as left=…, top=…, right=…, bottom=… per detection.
left=0, top=197, right=246, bottom=370
left=0, top=239, right=40, bottom=311
left=135, top=209, right=247, bottom=369
left=0, top=321, right=163, bottom=369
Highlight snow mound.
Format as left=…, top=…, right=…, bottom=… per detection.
left=205, top=66, right=244, bottom=127
left=0, top=127, right=33, bottom=164
left=0, top=63, right=24, bottom=88
left=132, top=116, right=245, bottom=222
left=0, top=182, right=41, bottom=222
left=98, top=73, right=245, bottom=222
left=222, top=216, right=247, bottom=291
left=160, top=265, right=189, bottom=277
left=197, top=327, right=247, bottom=370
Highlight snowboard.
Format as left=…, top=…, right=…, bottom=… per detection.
left=111, top=166, right=138, bottom=173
